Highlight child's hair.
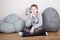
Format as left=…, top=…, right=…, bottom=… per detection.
left=30, top=4, right=38, bottom=13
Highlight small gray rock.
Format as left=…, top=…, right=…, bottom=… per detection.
left=4, top=14, right=20, bottom=23
left=0, top=22, right=15, bottom=33
left=13, top=20, right=25, bottom=32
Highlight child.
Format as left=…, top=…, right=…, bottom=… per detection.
left=19, top=4, right=48, bottom=37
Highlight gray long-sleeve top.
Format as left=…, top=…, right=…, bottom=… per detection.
left=25, top=13, right=43, bottom=29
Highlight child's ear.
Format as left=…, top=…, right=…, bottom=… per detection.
left=30, top=10, right=32, bottom=13
left=37, top=11, right=38, bottom=13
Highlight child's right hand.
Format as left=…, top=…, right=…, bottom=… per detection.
left=30, top=13, right=36, bottom=19
left=30, top=13, right=33, bottom=19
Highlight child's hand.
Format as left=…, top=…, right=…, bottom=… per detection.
left=30, top=13, right=36, bottom=18
left=30, top=27, right=34, bottom=34
left=30, top=13, right=33, bottom=19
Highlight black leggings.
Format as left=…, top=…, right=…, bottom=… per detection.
left=22, top=26, right=46, bottom=37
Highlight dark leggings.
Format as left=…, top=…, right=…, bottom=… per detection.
left=22, top=26, right=46, bottom=37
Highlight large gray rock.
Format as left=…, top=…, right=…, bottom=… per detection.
left=13, top=20, right=25, bottom=32
left=42, top=7, right=60, bottom=31
left=4, top=14, right=20, bottom=23
left=0, top=22, right=15, bottom=33
left=59, top=19, right=60, bottom=28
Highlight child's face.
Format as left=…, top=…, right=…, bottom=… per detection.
left=30, top=6, right=38, bottom=15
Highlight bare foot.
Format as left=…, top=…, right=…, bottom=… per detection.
left=46, top=32, right=48, bottom=36
left=18, top=32, right=23, bottom=37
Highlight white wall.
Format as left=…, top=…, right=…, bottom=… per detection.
left=0, top=0, right=60, bottom=20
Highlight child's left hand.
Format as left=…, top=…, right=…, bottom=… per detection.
left=30, top=27, right=34, bottom=34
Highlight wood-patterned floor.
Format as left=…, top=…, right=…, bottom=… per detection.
left=0, top=30, right=60, bottom=40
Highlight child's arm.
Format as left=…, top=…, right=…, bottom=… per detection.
left=33, top=14, right=43, bottom=29
left=25, top=14, right=32, bottom=27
